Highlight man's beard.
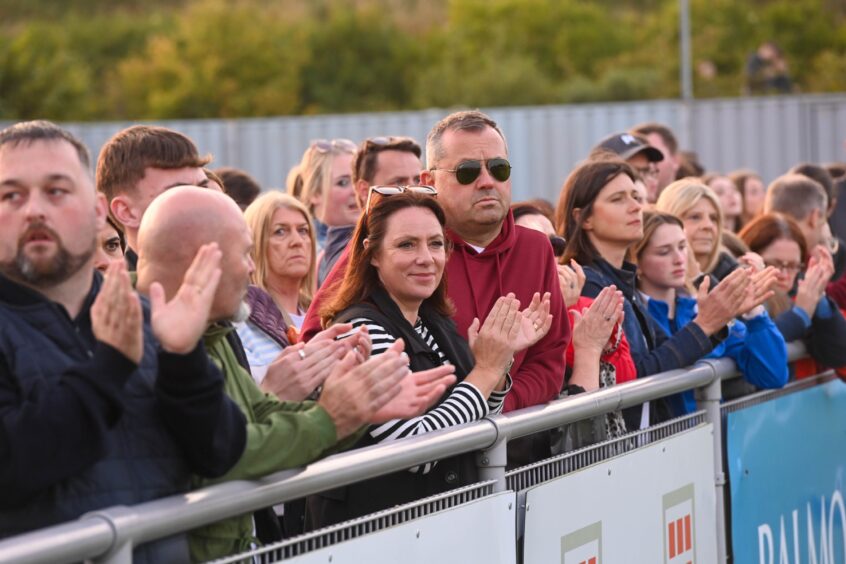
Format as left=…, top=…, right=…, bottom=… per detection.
left=0, top=222, right=95, bottom=288
left=232, top=300, right=251, bottom=323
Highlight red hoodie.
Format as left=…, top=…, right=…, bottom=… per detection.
left=302, top=212, right=571, bottom=412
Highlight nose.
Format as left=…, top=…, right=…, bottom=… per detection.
left=23, top=190, right=47, bottom=219
left=475, top=162, right=496, bottom=188
left=93, top=246, right=110, bottom=273
left=415, top=244, right=434, bottom=265
left=673, top=248, right=686, bottom=265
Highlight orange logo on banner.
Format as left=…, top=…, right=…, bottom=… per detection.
left=578, top=559, right=597, bottom=564
left=668, top=514, right=693, bottom=563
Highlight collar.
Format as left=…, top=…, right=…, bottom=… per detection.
left=0, top=271, right=101, bottom=317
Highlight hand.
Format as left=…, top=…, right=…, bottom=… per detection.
left=810, top=244, right=836, bottom=286
left=558, top=259, right=586, bottom=308
left=91, top=261, right=144, bottom=364
left=571, top=286, right=624, bottom=356
left=795, top=255, right=832, bottom=317
left=738, top=252, right=765, bottom=273
left=515, top=292, right=553, bottom=350
left=370, top=364, right=457, bottom=423
left=693, top=269, right=750, bottom=336
left=318, top=340, right=409, bottom=440
left=260, top=339, right=345, bottom=401
left=149, top=243, right=222, bottom=354
left=737, top=266, right=778, bottom=315
left=467, top=294, right=521, bottom=377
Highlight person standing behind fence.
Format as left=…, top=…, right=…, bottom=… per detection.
left=739, top=213, right=846, bottom=376
left=633, top=212, right=786, bottom=413
left=729, top=169, right=767, bottom=227
left=555, top=157, right=773, bottom=428
left=306, top=190, right=551, bottom=528
left=0, top=121, right=248, bottom=563
left=289, top=139, right=358, bottom=256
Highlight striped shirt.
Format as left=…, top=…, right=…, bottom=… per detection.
left=235, top=321, right=284, bottom=385
left=343, top=317, right=511, bottom=473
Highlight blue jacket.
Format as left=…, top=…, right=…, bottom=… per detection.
left=646, top=294, right=788, bottom=416
left=582, top=258, right=721, bottom=427
left=775, top=297, right=846, bottom=369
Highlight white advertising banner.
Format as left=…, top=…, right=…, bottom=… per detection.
left=287, top=491, right=516, bottom=564
left=523, top=424, right=717, bottom=564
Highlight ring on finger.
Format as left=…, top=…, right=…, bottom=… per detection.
left=297, top=349, right=306, bottom=361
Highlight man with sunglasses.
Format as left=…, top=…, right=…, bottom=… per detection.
left=317, top=136, right=424, bottom=284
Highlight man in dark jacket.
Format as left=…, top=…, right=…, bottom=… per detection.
left=0, top=121, right=247, bottom=563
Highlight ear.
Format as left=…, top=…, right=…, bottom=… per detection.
left=420, top=169, right=435, bottom=187
left=365, top=238, right=380, bottom=269
left=110, top=194, right=140, bottom=230
left=354, top=179, right=369, bottom=209
left=94, top=192, right=107, bottom=231
left=807, top=207, right=822, bottom=229
left=573, top=207, right=591, bottom=230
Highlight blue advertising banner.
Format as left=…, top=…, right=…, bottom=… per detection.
left=726, top=380, right=846, bottom=564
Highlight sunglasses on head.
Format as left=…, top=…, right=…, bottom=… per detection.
left=365, top=185, right=437, bottom=215
left=310, top=138, right=357, bottom=154
left=432, top=158, right=512, bottom=185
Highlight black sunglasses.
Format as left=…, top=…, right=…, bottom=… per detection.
left=432, top=158, right=512, bottom=185
left=365, top=185, right=437, bottom=215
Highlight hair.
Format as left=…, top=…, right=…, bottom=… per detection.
left=824, top=162, right=846, bottom=180
left=764, top=173, right=827, bottom=221
left=676, top=150, right=705, bottom=179
left=321, top=191, right=453, bottom=326
left=516, top=198, right=555, bottom=221
left=285, top=164, right=303, bottom=200
left=294, top=140, right=356, bottom=216
left=243, top=191, right=316, bottom=311
left=353, top=136, right=422, bottom=184
left=96, top=125, right=211, bottom=205
left=630, top=122, right=679, bottom=155
left=655, top=178, right=724, bottom=273
left=0, top=120, right=91, bottom=171
left=790, top=163, right=836, bottom=210
left=511, top=202, right=545, bottom=222
left=555, top=158, right=637, bottom=265
left=426, top=110, right=507, bottom=169
left=721, top=230, right=749, bottom=258
left=739, top=213, right=808, bottom=317
left=728, top=169, right=764, bottom=222
left=215, top=167, right=262, bottom=210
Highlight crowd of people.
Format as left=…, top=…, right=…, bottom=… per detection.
left=1, top=111, right=844, bottom=561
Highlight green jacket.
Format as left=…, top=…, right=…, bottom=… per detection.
left=188, top=324, right=353, bottom=562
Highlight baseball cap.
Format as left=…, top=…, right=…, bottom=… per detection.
left=593, top=132, right=664, bottom=162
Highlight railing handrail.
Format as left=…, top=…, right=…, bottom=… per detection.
left=0, top=342, right=808, bottom=564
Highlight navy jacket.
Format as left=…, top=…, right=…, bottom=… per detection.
left=0, top=273, right=246, bottom=562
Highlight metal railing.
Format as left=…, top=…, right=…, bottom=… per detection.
left=0, top=342, right=808, bottom=564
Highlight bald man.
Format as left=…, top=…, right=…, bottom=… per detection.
left=0, top=121, right=247, bottom=563
left=135, top=186, right=455, bottom=561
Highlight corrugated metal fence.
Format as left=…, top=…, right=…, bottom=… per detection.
left=12, top=94, right=845, bottom=204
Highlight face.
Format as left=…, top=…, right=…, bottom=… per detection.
left=759, top=237, right=803, bottom=293
left=319, top=153, right=358, bottom=226
left=583, top=173, right=644, bottom=248
left=370, top=207, right=446, bottom=310
left=681, top=198, right=719, bottom=259
left=638, top=223, right=689, bottom=291
left=422, top=127, right=510, bottom=237
left=515, top=213, right=555, bottom=236
left=710, top=177, right=742, bottom=217
left=112, top=166, right=208, bottom=235
left=214, top=215, right=255, bottom=321
left=93, top=222, right=124, bottom=273
left=743, top=176, right=766, bottom=217
left=0, top=140, right=105, bottom=288
left=628, top=153, right=659, bottom=204
left=644, top=133, right=679, bottom=194
left=266, top=206, right=312, bottom=283
left=355, top=150, right=423, bottom=208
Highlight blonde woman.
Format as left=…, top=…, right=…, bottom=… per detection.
left=238, top=191, right=350, bottom=400
left=290, top=138, right=358, bottom=254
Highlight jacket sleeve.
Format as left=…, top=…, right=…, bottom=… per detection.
left=724, top=314, right=789, bottom=389
left=806, top=298, right=846, bottom=368
left=0, top=343, right=136, bottom=508
left=210, top=367, right=359, bottom=483
left=155, top=342, right=247, bottom=479
left=503, top=251, right=570, bottom=411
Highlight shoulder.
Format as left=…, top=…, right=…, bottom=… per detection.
left=343, top=316, right=397, bottom=355
left=511, top=226, right=555, bottom=262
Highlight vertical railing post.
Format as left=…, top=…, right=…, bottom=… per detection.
left=696, top=360, right=728, bottom=564
left=476, top=419, right=508, bottom=492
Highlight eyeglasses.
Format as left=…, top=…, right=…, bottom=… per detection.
left=763, top=259, right=805, bottom=274
left=549, top=235, right=566, bottom=257
left=634, top=164, right=659, bottom=179
left=365, top=185, right=437, bottom=215
left=310, top=138, right=357, bottom=154
left=431, top=158, right=512, bottom=185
